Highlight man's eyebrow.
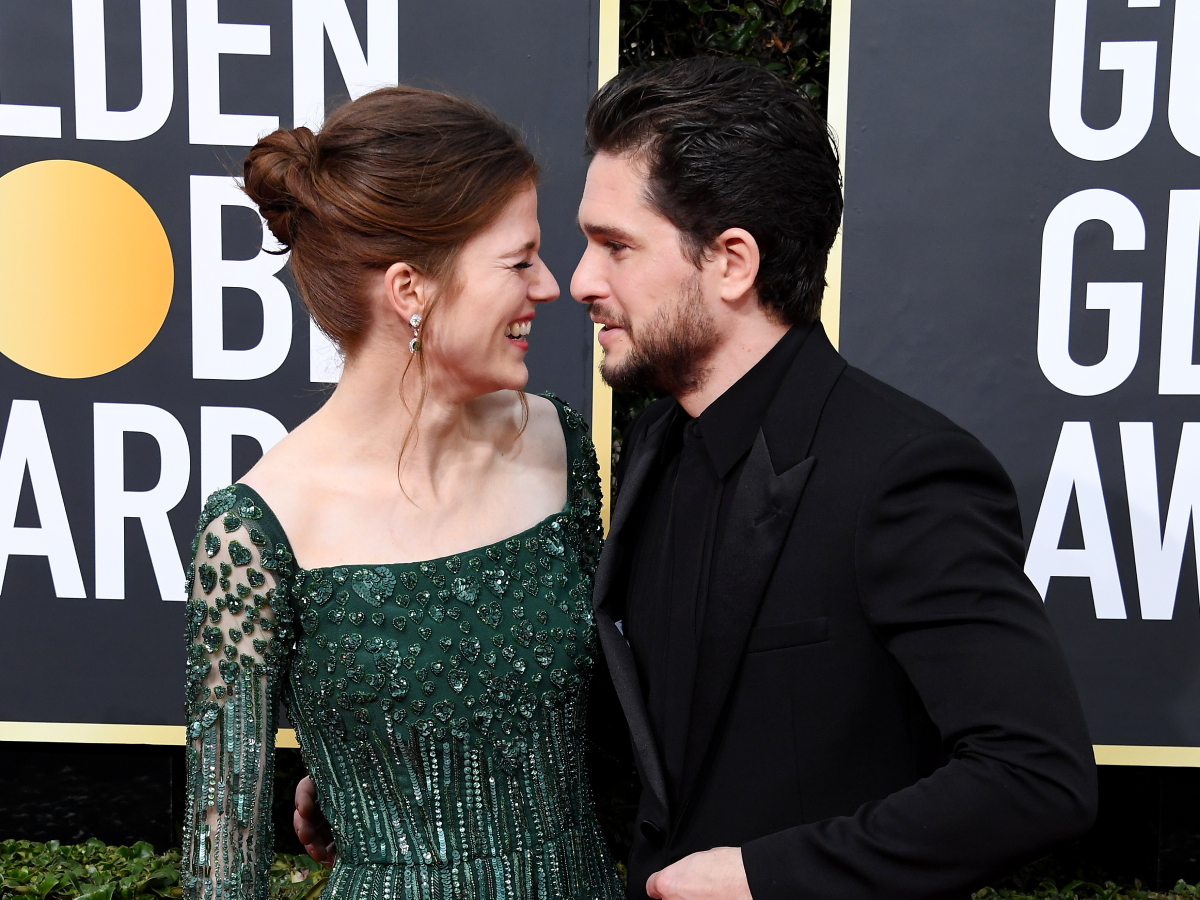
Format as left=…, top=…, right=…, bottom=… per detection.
left=578, top=220, right=637, bottom=244
left=501, top=240, right=536, bottom=258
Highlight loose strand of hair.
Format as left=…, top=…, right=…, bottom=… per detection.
left=395, top=345, right=428, bottom=506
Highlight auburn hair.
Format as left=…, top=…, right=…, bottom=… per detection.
left=242, top=85, right=539, bottom=356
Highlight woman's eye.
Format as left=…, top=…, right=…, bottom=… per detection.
left=513, top=261, right=533, bottom=270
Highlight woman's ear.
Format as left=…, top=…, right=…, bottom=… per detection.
left=713, top=227, right=761, bottom=306
left=381, top=260, right=427, bottom=325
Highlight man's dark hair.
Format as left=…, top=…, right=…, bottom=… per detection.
left=585, top=58, right=844, bottom=326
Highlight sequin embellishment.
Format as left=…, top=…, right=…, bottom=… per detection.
left=183, top=397, right=615, bottom=900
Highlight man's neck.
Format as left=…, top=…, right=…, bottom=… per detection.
left=675, top=318, right=791, bottom=418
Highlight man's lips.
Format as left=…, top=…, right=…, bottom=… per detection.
left=595, top=322, right=625, bottom=347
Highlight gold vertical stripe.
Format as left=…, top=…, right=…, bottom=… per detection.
left=0, top=721, right=298, bottom=748
left=822, top=0, right=853, bottom=351
left=592, top=0, right=620, bottom=534
left=592, top=323, right=614, bottom=534
left=598, top=0, right=620, bottom=87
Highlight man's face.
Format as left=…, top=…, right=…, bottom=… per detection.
left=571, top=151, right=719, bottom=397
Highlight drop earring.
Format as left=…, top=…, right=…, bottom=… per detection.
left=409, top=314, right=422, bottom=353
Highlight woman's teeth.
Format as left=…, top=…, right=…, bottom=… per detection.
left=505, top=320, right=531, bottom=339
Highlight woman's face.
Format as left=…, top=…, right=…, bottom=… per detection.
left=423, top=185, right=559, bottom=398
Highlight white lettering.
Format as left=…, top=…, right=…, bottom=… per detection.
left=1169, top=0, right=1200, bottom=155
left=186, top=0, right=277, bottom=145
left=0, top=400, right=86, bottom=598
left=1026, top=421, right=1127, bottom=618
left=310, top=318, right=343, bottom=382
left=1159, top=190, right=1200, bottom=393
left=292, top=0, right=398, bottom=129
left=73, top=0, right=174, bottom=141
left=94, top=403, right=190, bottom=601
left=1121, top=422, right=1200, bottom=619
left=190, top=175, right=293, bottom=380
left=199, top=406, right=287, bottom=503
left=1038, top=189, right=1144, bottom=396
left=1049, top=0, right=1157, bottom=161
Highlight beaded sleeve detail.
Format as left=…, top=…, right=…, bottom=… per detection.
left=183, top=487, right=296, bottom=900
left=182, top=396, right=619, bottom=900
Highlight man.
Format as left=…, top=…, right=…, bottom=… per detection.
left=298, top=58, right=1098, bottom=899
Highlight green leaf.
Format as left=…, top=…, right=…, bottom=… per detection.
left=782, top=0, right=802, bottom=13
left=77, top=883, right=117, bottom=900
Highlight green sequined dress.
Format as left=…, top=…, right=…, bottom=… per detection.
left=183, top=396, right=621, bottom=900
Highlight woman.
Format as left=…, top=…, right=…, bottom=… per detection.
left=183, top=86, right=622, bottom=900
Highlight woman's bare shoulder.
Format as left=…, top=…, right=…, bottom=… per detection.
left=238, top=418, right=330, bottom=520
left=470, top=390, right=564, bottom=470
left=518, top=393, right=567, bottom=468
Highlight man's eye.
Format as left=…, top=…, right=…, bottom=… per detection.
left=605, top=241, right=628, bottom=253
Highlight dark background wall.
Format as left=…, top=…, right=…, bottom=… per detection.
left=0, top=0, right=602, bottom=868
left=0, top=0, right=601, bottom=726
left=8, top=1, right=1200, bottom=892
left=838, top=0, right=1200, bottom=747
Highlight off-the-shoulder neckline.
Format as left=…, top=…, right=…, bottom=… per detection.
left=232, top=396, right=580, bottom=573
left=236, top=482, right=571, bottom=574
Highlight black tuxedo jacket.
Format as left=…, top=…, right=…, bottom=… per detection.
left=592, top=324, right=1098, bottom=900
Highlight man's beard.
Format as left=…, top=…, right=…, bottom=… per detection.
left=591, top=274, right=718, bottom=397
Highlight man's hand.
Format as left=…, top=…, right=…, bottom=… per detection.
left=645, top=847, right=752, bottom=900
left=293, top=776, right=337, bottom=864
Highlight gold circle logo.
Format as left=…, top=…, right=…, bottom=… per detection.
left=0, top=160, right=173, bottom=378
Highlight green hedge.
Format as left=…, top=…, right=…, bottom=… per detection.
left=0, top=841, right=327, bottom=900
left=3, top=840, right=1200, bottom=900
left=620, top=0, right=831, bottom=111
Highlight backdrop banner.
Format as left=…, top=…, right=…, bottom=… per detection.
left=0, top=0, right=599, bottom=729
left=839, top=0, right=1200, bottom=747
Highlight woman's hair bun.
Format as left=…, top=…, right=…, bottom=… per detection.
left=242, top=126, right=319, bottom=250
left=237, top=86, right=538, bottom=357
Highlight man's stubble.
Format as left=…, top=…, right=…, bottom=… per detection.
left=591, top=273, right=719, bottom=398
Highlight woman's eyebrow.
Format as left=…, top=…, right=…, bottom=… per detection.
left=501, top=239, right=537, bottom=258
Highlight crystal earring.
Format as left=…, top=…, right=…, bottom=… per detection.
left=409, top=314, right=422, bottom=353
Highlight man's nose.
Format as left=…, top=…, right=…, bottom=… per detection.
left=571, top=246, right=606, bottom=304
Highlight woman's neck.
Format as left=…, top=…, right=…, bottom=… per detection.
left=316, top=340, right=515, bottom=494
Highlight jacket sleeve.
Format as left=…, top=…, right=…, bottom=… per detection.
left=741, top=429, right=1098, bottom=900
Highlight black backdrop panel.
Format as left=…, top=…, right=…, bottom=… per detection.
left=840, top=0, right=1200, bottom=746
left=0, top=0, right=598, bottom=727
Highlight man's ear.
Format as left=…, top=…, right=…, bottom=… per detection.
left=713, top=228, right=760, bottom=305
left=381, top=260, right=429, bottom=326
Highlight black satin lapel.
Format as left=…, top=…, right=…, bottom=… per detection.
left=595, top=609, right=671, bottom=826
left=674, top=431, right=816, bottom=824
left=589, top=407, right=676, bottom=829
left=592, top=406, right=675, bottom=615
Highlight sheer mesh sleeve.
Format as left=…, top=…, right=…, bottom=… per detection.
left=183, top=486, right=295, bottom=900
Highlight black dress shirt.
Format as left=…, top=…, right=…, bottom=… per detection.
left=623, top=324, right=809, bottom=805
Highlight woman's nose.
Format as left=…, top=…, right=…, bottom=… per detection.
left=530, top=257, right=560, bottom=303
